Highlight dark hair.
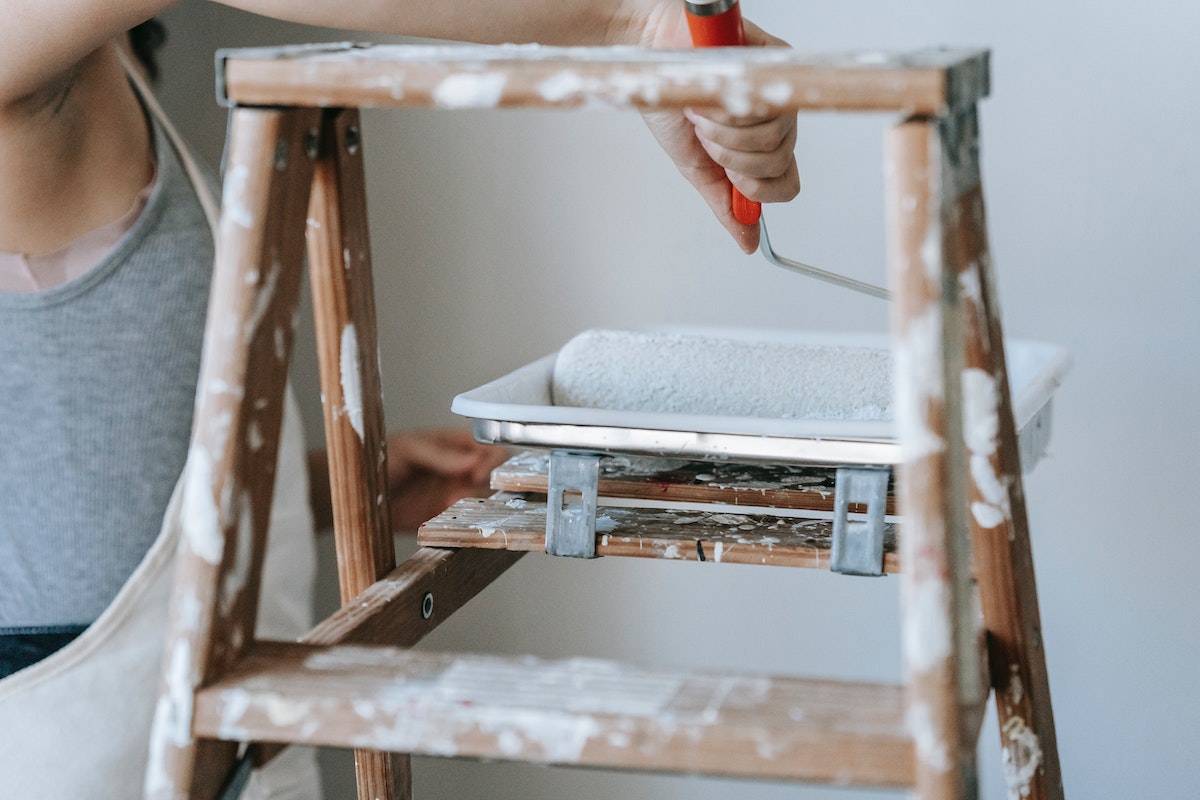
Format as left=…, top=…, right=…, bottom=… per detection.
left=129, top=18, right=167, bottom=81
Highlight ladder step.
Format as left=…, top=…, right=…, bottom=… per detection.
left=194, top=641, right=914, bottom=787
left=418, top=497, right=900, bottom=572
left=491, top=452, right=897, bottom=515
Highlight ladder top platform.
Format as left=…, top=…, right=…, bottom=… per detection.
left=217, top=43, right=989, bottom=115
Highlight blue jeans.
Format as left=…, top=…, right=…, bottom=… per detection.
left=0, top=625, right=89, bottom=680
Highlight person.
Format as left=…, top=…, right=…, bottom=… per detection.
left=0, top=1, right=799, bottom=796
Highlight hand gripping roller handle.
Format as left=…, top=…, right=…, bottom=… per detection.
left=684, top=0, right=761, bottom=225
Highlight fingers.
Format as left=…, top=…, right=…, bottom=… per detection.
left=386, top=428, right=506, bottom=486
left=642, top=108, right=761, bottom=252
left=741, top=18, right=791, bottom=49
left=685, top=109, right=800, bottom=203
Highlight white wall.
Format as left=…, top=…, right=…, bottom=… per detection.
left=158, top=2, right=1199, bottom=798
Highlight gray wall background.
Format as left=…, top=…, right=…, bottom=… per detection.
left=155, top=1, right=1198, bottom=798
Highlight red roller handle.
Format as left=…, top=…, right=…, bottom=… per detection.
left=684, top=0, right=761, bottom=225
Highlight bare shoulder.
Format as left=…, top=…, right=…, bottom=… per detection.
left=0, top=1, right=170, bottom=109
left=0, top=40, right=153, bottom=256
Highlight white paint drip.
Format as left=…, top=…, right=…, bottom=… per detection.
left=178, top=590, right=202, bottom=632
left=971, top=453, right=1009, bottom=508
left=1008, top=665, right=1024, bottom=706
left=594, top=515, right=619, bottom=532
left=243, top=258, right=280, bottom=344
left=432, top=72, right=508, bottom=108
left=971, top=500, right=1005, bottom=529
left=1001, top=716, right=1043, bottom=798
left=247, top=420, right=264, bottom=452
left=959, top=265, right=983, bottom=308
left=263, top=694, right=315, bottom=727
left=759, top=80, right=793, bottom=105
left=962, top=368, right=999, bottom=456
left=164, top=638, right=195, bottom=747
left=219, top=491, right=254, bottom=616
left=182, top=447, right=223, bottom=564
left=538, top=70, right=586, bottom=101
left=217, top=689, right=252, bottom=740
left=223, top=164, right=254, bottom=229
left=904, top=577, right=952, bottom=673
left=340, top=323, right=365, bottom=441
left=721, top=79, right=754, bottom=116
left=206, top=379, right=244, bottom=398
left=894, top=306, right=948, bottom=460
left=906, top=701, right=951, bottom=773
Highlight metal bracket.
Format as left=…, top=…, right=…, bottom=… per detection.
left=546, top=450, right=601, bottom=558
left=830, top=467, right=889, bottom=576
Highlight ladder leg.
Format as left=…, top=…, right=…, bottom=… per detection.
left=145, top=105, right=322, bottom=800
left=305, top=108, right=409, bottom=800
left=946, top=110, right=1065, bottom=800
left=886, top=115, right=983, bottom=800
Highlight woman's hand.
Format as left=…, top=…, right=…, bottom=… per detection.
left=635, top=7, right=800, bottom=253
left=384, top=429, right=509, bottom=531
left=309, top=429, right=509, bottom=533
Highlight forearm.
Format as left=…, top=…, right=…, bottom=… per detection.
left=221, top=0, right=664, bottom=47
left=1, top=0, right=669, bottom=113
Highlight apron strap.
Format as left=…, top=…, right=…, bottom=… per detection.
left=117, top=47, right=220, bottom=238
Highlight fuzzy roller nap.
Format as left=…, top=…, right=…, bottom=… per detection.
left=551, top=329, right=893, bottom=421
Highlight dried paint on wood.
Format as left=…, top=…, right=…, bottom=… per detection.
left=491, top=451, right=896, bottom=515
left=194, top=641, right=914, bottom=787
left=418, top=497, right=899, bottom=572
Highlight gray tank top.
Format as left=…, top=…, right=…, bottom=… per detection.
left=0, top=120, right=215, bottom=627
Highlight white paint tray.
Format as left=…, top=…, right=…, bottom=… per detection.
left=452, top=328, right=1070, bottom=471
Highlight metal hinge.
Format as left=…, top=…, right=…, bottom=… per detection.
left=830, top=466, right=890, bottom=577
left=545, top=450, right=601, bottom=558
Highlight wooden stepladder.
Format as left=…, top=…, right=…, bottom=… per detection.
left=144, top=44, right=1063, bottom=800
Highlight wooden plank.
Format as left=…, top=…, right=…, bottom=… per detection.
left=885, top=116, right=980, bottom=798
left=305, top=547, right=525, bottom=647
left=195, top=642, right=915, bottom=788
left=307, top=108, right=397, bottom=602
left=948, top=112, right=1063, bottom=799
left=144, top=106, right=322, bottom=800
left=491, top=451, right=897, bottom=515
left=418, top=497, right=900, bottom=572
left=306, top=108, right=404, bottom=800
left=219, top=44, right=988, bottom=116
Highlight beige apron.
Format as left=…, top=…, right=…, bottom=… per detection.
left=0, top=51, right=321, bottom=799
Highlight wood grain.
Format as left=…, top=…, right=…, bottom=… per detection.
left=886, top=116, right=979, bottom=799
left=195, top=641, right=915, bottom=788
left=145, top=106, right=321, bottom=800
left=306, top=108, right=404, bottom=800
left=305, top=547, right=525, bottom=647
left=419, top=497, right=900, bottom=573
left=219, top=44, right=988, bottom=116
left=491, top=451, right=898, bottom=515
left=948, top=114, right=1063, bottom=799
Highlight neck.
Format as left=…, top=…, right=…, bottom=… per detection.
left=0, top=41, right=154, bottom=256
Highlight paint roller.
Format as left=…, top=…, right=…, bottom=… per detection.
left=685, top=1, right=892, bottom=300
left=684, top=0, right=761, bottom=226
left=551, top=328, right=893, bottom=421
